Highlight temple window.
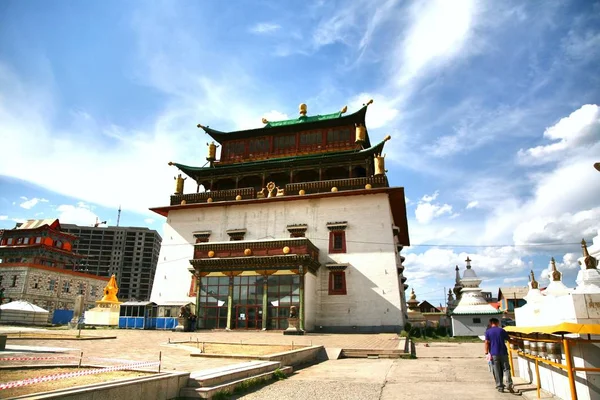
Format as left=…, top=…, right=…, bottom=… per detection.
left=193, top=231, right=211, bottom=244
left=287, top=224, right=307, bottom=238
left=227, top=229, right=247, bottom=241
left=328, top=271, right=347, bottom=295
left=327, top=127, right=352, bottom=145
left=78, top=283, right=85, bottom=295
left=23, top=237, right=30, bottom=244
left=327, top=222, right=348, bottom=253
left=16, top=238, right=23, bottom=244
left=48, top=279, right=56, bottom=291
left=63, top=281, right=70, bottom=293
left=273, top=135, right=296, bottom=153
left=249, top=137, right=270, bottom=155
left=11, top=275, right=17, bottom=287
left=55, top=240, right=63, bottom=249
left=7, top=238, right=13, bottom=245
left=473, top=318, right=481, bottom=324
left=35, top=237, right=42, bottom=244
left=90, top=286, right=97, bottom=297
left=225, top=141, right=246, bottom=160
left=300, top=131, right=322, bottom=147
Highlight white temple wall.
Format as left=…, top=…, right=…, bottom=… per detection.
left=304, top=272, right=317, bottom=331
left=150, top=193, right=405, bottom=332
left=451, top=315, right=489, bottom=337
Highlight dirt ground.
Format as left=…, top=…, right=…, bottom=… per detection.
left=180, top=341, right=306, bottom=356
left=0, top=367, right=154, bottom=398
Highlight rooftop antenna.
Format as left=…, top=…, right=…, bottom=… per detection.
left=94, top=217, right=107, bottom=228
left=116, top=205, right=122, bottom=227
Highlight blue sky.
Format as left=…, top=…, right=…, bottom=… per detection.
left=1, top=0, right=599, bottom=306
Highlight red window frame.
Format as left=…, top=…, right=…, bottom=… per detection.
left=328, top=231, right=346, bottom=253
left=328, top=271, right=347, bottom=295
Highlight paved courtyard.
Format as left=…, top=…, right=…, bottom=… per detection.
left=1, top=327, right=548, bottom=399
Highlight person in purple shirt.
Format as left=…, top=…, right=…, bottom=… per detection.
left=485, top=317, right=514, bottom=393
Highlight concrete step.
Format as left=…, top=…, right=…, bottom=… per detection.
left=341, top=349, right=406, bottom=359
left=179, top=365, right=293, bottom=399
left=187, top=360, right=281, bottom=388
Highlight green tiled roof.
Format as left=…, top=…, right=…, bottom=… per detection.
left=264, top=112, right=343, bottom=127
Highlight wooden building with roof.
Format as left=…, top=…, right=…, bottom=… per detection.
left=149, top=101, right=410, bottom=333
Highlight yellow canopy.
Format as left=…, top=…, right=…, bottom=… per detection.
left=505, top=322, right=600, bottom=335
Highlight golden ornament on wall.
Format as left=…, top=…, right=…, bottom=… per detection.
left=331, top=187, right=338, bottom=192
left=208, top=250, right=215, bottom=258
left=180, top=200, right=187, bottom=205
left=299, top=189, right=306, bottom=195
left=283, top=246, right=290, bottom=254
left=365, top=184, right=372, bottom=189
left=235, top=195, right=242, bottom=201
left=207, top=198, right=213, bottom=203
left=244, top=248, right=252, bottom=256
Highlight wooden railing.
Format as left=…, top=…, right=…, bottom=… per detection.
left=170, top=187, right=255, bottom=206
left=285, top=175, right=388, bottom=194
left=170, top=176, right=389, bottom=205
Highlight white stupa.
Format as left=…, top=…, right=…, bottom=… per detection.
left=451, top=257, right=501, bottom=336
left=524, top=270, right=544, bottom=304
left=574, top=238, right=600, bottom=294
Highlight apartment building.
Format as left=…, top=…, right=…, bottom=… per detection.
left=61, top=224, right=162, bottom=301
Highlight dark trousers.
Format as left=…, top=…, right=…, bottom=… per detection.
left=492, top=354, right=513, bottom=389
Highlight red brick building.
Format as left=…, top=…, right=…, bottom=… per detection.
left=0, top=219, right=108, bottom=320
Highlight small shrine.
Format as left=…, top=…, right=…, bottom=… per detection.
left=450, top=257, right=501, bottom=337
left=84, top=274, right=122, bottom=326
left=543, top=258, right=570, bottom=297
left=406, top=289, right=426, bottom=326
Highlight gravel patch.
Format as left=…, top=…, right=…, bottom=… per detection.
left=236, top=379, right=382, bottom=400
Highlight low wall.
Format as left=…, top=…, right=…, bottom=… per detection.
left=189, top=345, right=324, bottom=367
left=6, top=371, right=190, bottom=400
left=261, top=345, right=324, bottom=366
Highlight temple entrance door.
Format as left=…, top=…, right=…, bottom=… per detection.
left=235, top=305, right=262, bottom=329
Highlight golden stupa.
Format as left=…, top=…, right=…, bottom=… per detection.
left=98, top=274, right=120, bottom=304
left=84, top=274, right=122, bottom=326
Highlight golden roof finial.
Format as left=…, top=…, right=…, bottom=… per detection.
left=384, top=135, right=391, bottom=141
left=550, top=257, right=562, bottom=281
left=581, top=238, right=598, bottom=270
left=299, top=103, right=307, bottom=116
left=262, top=117, right=269, bottom=124
left=197, top=123, right=205, bottom=129
left=340, top=105, right=348, bottom=114
left=410, top=288, right=416, bottom=301
left=365, top=99, right=374, bottom=106
left=99, top=274, right=120, bottom=303
left=530, top=270, right=539, bottom=289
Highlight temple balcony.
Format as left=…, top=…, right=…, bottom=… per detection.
left=170, top=175, right=388, bottom=206
left=189, top=237, right=321, bottom=275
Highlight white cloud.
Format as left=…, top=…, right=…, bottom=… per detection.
left=513, top=208, right=600, bottom=246
left=144, top=218, right=155, bottom=224
left=56, top=203, right=99, bottom=226
left=466, top=201, right=479, bottom=209
left=19, top=197, right=49, bottom=210
left=397, top=0, right=480, bottom=86
left=404, top=246, right=527, bottom=289
left=348, top=94, right=399, bottom=130
left=421, top=191, right=439, bottom=202
left=263, top=110, right=289, bottom=123
left=11, top=218, right=26, bottom=224
left=249, top=23, right=281, bottom=34
left=0, top=215, right=7, bottom=220
left=518, top=104, right=600, bottom=164
left=414, top=191, right=453, bottom=224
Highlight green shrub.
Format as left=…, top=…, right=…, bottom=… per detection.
left=424, top=326, right=436, bottom=337
left=212, top=390, right=230, bottom=400
left=436, top=326, right=448, bottom=337
left=409, top=326, right=421, bottom=338
left=399, top=330, right=409, bottom=337
left=404, top=322, right=412, bottom=332
left=273, top=368, right=287, bottom=380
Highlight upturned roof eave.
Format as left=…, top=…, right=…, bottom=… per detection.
left=171, top=135, right=388, bottom=181
left=200, top=105, right=369, bottom=144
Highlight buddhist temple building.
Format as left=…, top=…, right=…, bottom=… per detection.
left=149, top=101, right=410, bottom=332
left=0, top=219, right=109, bottom=321
left=451, top=257, right=501, bottom=336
